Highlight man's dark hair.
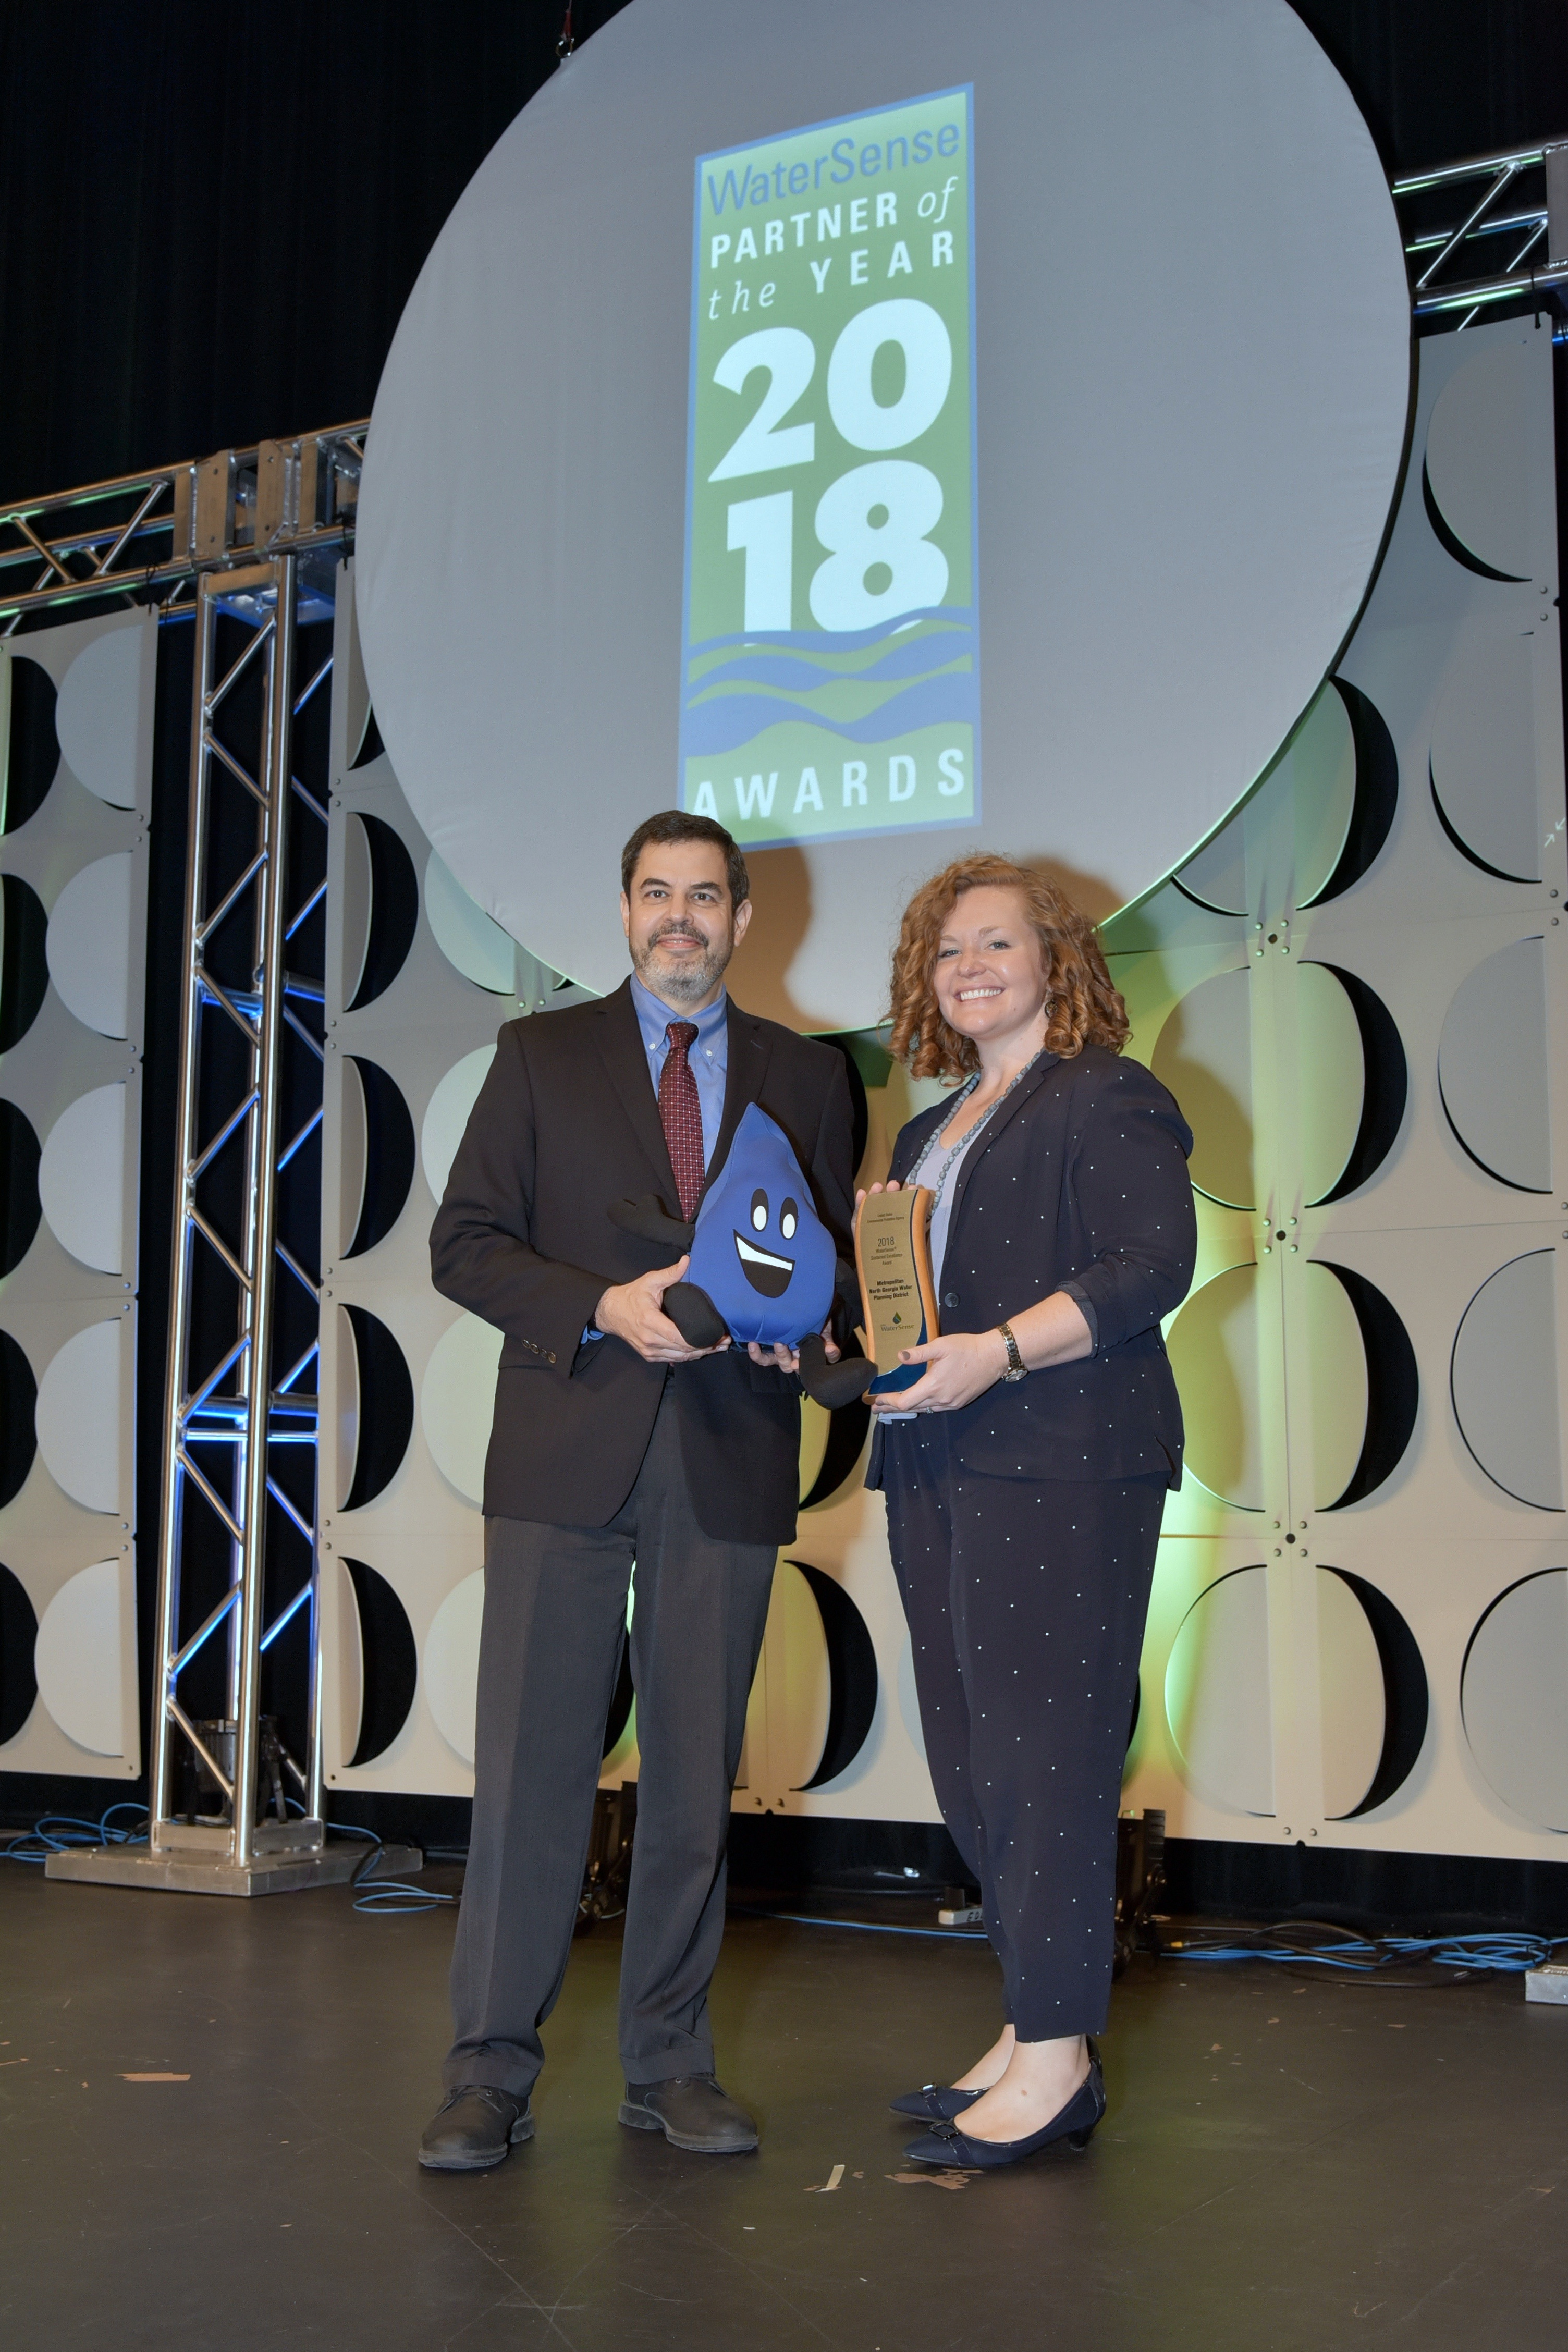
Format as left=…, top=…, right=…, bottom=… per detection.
left=620, top=810, right=750, bottom=909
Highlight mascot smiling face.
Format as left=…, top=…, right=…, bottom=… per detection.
left=688, top=1102, right=837, bottom=1348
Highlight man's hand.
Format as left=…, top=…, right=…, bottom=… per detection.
left=595, top=1258, right=728, bottom=1365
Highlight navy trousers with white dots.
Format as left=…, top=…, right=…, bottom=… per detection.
left=881, top=1415, right=1166, bottom=2042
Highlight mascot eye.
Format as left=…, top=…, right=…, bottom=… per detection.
left=780, top=1198, right=798, bottom=1240
left=750, top=1189, right=768, bottom=1231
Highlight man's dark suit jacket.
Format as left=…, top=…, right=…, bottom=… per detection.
left=867, top=1045, right=1196, bottom=1493
left=430, top=979, right=857, bottom=1545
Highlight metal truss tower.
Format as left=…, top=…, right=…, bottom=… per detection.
left=0, top=431, right=411, bottom=1891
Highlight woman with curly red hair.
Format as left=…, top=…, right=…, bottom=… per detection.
left=866, top=854, right=1195, bottom=2170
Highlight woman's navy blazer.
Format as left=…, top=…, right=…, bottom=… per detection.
left=866, top=1045, right=1196, bottom=1492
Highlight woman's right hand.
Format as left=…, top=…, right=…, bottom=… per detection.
left=854, top=1179, right=903, bottom=1208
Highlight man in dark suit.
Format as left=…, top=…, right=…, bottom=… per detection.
left=418, top=810, right=856, bottom=2171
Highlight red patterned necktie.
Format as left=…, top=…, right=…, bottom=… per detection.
left=659, top=1020, right=705, bottom=1221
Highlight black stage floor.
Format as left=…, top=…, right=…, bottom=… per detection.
left=3, top=1861, right=1566, bottom=2351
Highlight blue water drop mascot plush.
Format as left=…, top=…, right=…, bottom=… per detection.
left=608, top=1101, right=873, bottom=1407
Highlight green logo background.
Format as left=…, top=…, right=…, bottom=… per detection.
left=680, top=88, right=979, bottom=850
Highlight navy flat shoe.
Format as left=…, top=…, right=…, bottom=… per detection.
left=901, top=2047, right=1106, bottom=2170
left=888, top=2082, right=986, bottom=2123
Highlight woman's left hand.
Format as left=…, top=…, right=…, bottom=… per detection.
left=871, top=1329, right=1009, bottom=1415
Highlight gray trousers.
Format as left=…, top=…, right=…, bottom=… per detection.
left=443, top=1385, right=779, bottom=2098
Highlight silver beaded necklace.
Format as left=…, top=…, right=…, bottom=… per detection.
left=906, top=1048, right=1044, bottom=1199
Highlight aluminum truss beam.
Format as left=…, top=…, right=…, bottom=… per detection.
left=52, top=552, right=399, bottom=1895
left=1391, top=136, right=1568, bottom=324
left=15, top=424, right=415, bottom=1895
left=0, top=424, right=369, bottom=632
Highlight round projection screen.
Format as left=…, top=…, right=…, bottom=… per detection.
left=357, top=0, right=1411, bottom=1032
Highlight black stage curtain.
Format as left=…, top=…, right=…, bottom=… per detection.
left=0, top=0, right=629, bottom=503
left=0, top=0, right=1565, bottom=506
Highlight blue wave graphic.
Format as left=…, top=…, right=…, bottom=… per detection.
left=690, top=632, right=972, bottom=699
left=688, top=607, right=974, bottom=660
left=681, top=607, right=977, bottom=757
left=681, top=669, right=980, bottom=759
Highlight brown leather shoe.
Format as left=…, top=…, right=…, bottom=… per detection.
left=618, top=2073, right=759, bottom=2152
left=418, top=2085, right=534, bottom=2171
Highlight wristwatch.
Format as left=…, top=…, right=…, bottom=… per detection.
left=997, top=1321, right=1027, bottom=1381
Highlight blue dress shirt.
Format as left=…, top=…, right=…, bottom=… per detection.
left=582, top=979, right=730, bottom=1344
left=629, top=972, right=728, bottom=1173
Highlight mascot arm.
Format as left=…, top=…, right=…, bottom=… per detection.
left=608, top=1196, right=696, bottom=1252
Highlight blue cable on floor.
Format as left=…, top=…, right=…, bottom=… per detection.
left=278, top=1796, right=450, bottom=1913
left=0, top=1801, right=449, bottom=1913
left=4, top=1818, right=1549, bottom=1968
left=737, top=1907, right=986, bottom=1941
left=740, top=1910, right=1565, bottom=1976
left=1160, top=1928, right=1559, bottom=1975
left=1, top=1803, right=149, bottom=1863
left=326, top=1820, right=455, bottom=1915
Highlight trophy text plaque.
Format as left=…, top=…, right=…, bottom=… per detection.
left=854, top=1186, right=940, bottom=1396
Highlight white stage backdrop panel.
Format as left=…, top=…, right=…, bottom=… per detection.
left=328, top=311, right=1568, bottom=1866
left=1116, top=317, right=1568, bottom=1866
left=0, top=610, right=153, bottom=1779
left=357, top=0, right=1410, bottom=1032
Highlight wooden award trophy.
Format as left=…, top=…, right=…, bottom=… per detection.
left=854, top=1186, right=940, bottom=1397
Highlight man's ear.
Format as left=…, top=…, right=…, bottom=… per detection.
left=620, top=890, right=632, bottom=941
left=731, top=896, right=753, bottom=947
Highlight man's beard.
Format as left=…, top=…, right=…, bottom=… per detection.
left=631, top=923, right=732, bottom=1007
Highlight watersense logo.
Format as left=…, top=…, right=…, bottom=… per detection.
left=680, top=89, right=979, bottom=850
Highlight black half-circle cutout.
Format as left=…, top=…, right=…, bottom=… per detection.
left=1126, top=1673, right=1142, bottom=1754
left=790, top=1561, right=879, bottom=1790
left=1304, top=680, right=1399, bottom=905
left=0, top=1097, right=42, bottom=1276
left=1306, top=966, right=1407, bottom=1204
left=603, top=1639, right=635, bottom=1760
left=1461, top=1570, right=1563, bottom=1733
left=346, top=813, right=418, bottom=1009
left=341, top=1305, right=414, bottom=1510
left=342, top=1556, right=418, bottom=1767
left=350, top=703, right=387, bottom=771
left=1422, top=458, right=1529, bottom=585
left=1438, top=1054, right=1550, bottom=1194
left=801, top=1392, right=872, bottom=1511
left=0, top=1560, right=39, bottom=1744
left=0, top=873, right=49, bottom=1052
left=2, top=657, right=60, bottom=834
left=1323, top=1567, right=1429, bottom=1816
left=1449, top=1253, right=1562, bottom=1512
left=1428, top=761, right=1537, bottom=885
left=344, top=1056, right=415, bottom=1255
left=1172, top=872, right=1246, bottom=918
left=0, top=1328, right=38, bottom=1509
left=1314, top=1261, right=1419, bottom=1508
